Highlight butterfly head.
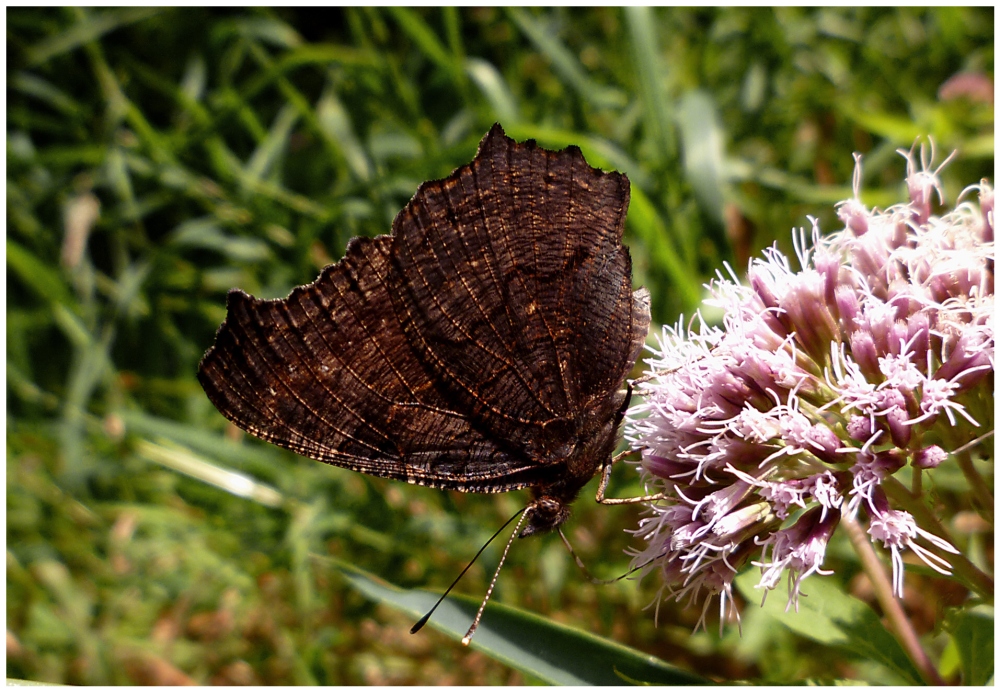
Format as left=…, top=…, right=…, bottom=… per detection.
left=519, top=495, right=571, bottom=537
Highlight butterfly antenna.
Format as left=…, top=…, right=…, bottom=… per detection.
left=461, top=506, right=532, bottom=645
left=557, top=527, right=668, bottom=585
left=410, top=506, right=526, bottom=637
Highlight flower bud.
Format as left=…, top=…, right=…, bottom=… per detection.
left=885, top=406, right=912, bottom=448
left=847, top=415, right=875, bottom=443
left=834, top=284, right=860, bottom=333
left=913, top=445, right=948, bottom=469
left=849, top=330, right=881, bottom=380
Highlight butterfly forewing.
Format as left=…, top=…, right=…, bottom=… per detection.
left=390, top=126, right=638, bottom=462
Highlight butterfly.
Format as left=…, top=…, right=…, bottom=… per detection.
left=197, top=124, right=652, bottom=640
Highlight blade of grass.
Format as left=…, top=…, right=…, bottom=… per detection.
left=59, top=321, right=116, bottom=484
left=315, top=86, right=373, bottom=181
left=7, top=239, right=75, bottom=307
left=626, top=187, right=702, bottom=310
left=104, top=148, right=140, bottom=224
left=676, top=90, right=726, bottom=225
left=8, top=362, right=62, bottom=412
left=244, top=103, right=300, bottom=186
left=245, top=41, right=370, bottom=187
left=624, top=6, right=675, bottom=161
left=726, top=158, right=858, bottom=204
left=237, top=44, right=380, bottom=106
left=25, top=6, right=163, bottom=66
left=169, top=218, right=272, bottom=263
left=464, top=58, right=520, bottom=125
left=507, top=8, right=626, bottom=110
left=442, top=7, right=463, bottom=61
left=10, top=72, right=84, bottom=118
left=134, top=438, right=284, bottom=508
left=387, top=7, right=465, bottom=89
left=322, top=556, right=707, bottom=685
left=31, top=560, right=106, bottom=684
left=119, top=410, right=281, bottom=471
left=229, top=15, right=303, bottom=49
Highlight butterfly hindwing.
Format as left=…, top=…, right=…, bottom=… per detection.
left=198, top=235, right=545, bottom=492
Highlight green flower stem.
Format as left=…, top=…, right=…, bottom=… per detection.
left=955, top=450, right=994, bottom=523
left=841, top=513, right=946, bottom=686
left=882, top=477, right=995, bottom=600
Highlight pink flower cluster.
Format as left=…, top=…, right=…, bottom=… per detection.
left=625, top=145, right=993, bottom=627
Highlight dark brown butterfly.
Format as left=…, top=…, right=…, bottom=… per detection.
left=197, top=124, right=652, bottom=639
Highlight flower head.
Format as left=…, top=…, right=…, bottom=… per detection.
left=626, top=143, right=993, bottom=625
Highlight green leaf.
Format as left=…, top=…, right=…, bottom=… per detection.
left=625, top=7, right=675, bottom=161
left=465, top=57, right=520, bottom=125
left=626, top=187, right=702, bottom=311
left=388, top=7, right=463, bottom=85
left=7, top=239, right=74, bottom=308
left=676, top=91, right=726, bottom=224
left=326, top=557, right=706, bottom=685
left=735, top=570, right=923, bottom=685
left=507, top=8, right=625, bottom=110
left=25, top=7, right=163, bottom=66
left=948, top=605, right=993, bottom=685
left=244, top=103, right=300, bottom=186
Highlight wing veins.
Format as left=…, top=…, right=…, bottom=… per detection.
left=204, top=348, right=363, bottom=464
left=234, top=301, right=391, bottom=458
left=482, top=143, right=571, bottom=414
left=530, top=150, right=576, bottom=411
left=298, top=256, right=420, bottom=407
left=210, top=329, right=522, bottom=483
left=430, top=191, right=561, bottom=418
left=269, top=299, right=400, bottom=452
left=400, top=202, right=552, bottom=425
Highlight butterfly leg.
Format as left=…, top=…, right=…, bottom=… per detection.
left=595, top=452, right=666, bottom=505
left=597, top=380, right=665, bottom=505
left=629, top=372, right=655, bottom=387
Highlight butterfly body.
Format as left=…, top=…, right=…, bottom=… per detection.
left=198, top=124, right=650, bottom=535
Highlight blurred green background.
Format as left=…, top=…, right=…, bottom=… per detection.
left=6, top=7, right=993, bottom=685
